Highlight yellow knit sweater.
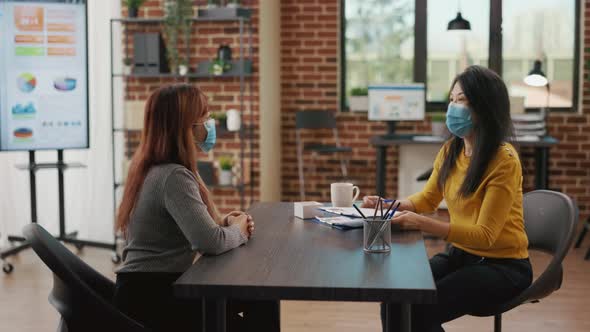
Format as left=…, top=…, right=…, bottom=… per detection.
left=408, top=142, right=529, bottom=259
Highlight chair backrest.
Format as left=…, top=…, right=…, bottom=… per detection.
left=23, top=224, right=146, bottom=332
left=296, top=110, right=337, bottom=130
left=503, top=190, right=577, bottom=309
left=524, top=190, right=577, bottom=255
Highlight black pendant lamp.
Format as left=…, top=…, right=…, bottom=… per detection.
left=447, top=1, right=471, bottom=30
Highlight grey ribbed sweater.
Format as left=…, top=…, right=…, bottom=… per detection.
left=116, top=164, right=247, bottom=274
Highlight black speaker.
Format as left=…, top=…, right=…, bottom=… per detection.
left=133, top=33, right=169, bottom=74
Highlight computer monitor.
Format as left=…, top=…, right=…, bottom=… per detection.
left=368, top=83, right=425, bottom=121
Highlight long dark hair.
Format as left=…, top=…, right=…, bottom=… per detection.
left=437, top=65, right=515, bottom=197
left=116, top=84, right=220, bottom=236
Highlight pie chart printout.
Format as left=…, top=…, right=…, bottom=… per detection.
left=53, top=77, right=76, bottom=92
left=17, top=73, right=36, bottom=93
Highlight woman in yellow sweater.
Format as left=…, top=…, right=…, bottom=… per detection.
left=364, top=66, right=532, bottom=332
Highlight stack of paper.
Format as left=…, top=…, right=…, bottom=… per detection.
left=318, top=207, right=379, bottom=218
left=313, top=216, right=364, bottom=230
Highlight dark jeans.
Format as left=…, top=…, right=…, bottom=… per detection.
left=381, top=246, right=533, bottom=332
left=114, top=272, right=280, bottom=332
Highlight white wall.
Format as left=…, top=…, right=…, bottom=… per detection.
left=0, top=0, right=121, bottom=247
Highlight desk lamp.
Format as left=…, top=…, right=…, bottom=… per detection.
left=524, top=59, right=550, bottom=118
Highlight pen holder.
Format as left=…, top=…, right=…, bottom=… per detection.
left=363, top=218, right=391, bottom=253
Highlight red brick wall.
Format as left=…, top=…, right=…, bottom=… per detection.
left=123, top=0, right=590, bottom=221
left=121, top=0, right=260, bottom=213
left=280, top=0, right=590, bottom=221
left=280, top=0, right=430, bottom=203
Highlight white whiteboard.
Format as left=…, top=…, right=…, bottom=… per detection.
left=368, top=83, right=425, bottom=121
left=0, top=0, right=88, bottom=151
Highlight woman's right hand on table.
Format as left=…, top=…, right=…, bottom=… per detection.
left=227, top=214, right=253, bottom=239
left=361, top=196, right=415, bottom=212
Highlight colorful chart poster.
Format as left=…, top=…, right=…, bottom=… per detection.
left=0, top=0, right=88, bottom=151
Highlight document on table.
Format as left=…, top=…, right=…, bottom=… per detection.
left=313, top=216, right=364, bottom=230
left=318, top=206, right=375, bottom=218
left=319, top=207, right=382, bottom=218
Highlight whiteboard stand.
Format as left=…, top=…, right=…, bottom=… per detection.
left=1, top=150, right=121, bottom=274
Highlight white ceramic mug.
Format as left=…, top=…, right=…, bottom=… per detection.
left=331, top=183, right=360, bottom=207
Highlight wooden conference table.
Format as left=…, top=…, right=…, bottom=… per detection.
left=174, top=202, right=436, bottom=332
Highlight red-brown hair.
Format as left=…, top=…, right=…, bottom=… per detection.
left=116, top=84, right=220, bottom=236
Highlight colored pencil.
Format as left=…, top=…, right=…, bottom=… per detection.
left=352, top=203, right=367, bottom=219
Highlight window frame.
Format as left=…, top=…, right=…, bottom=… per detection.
left=340, top=0, right=581, bottom=113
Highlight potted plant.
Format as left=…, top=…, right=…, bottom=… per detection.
left=218, top=155, right=234, bottom=186
left=430, top=113, right=448, bottom=137
left=226, top=0, right=240, bottom=8
left=123, top=57, right=133, bottom=75
left=349, top=87, right=368, bottom=112
left=207, top=0, right=220, bottom=8
left=123, top=0, right=146, bottom=18
left=211, top=112, right=227, bottom=132
left=164, top=0, right=193, bottom=74
left=178, top=58, right=189, bottom=76
left=208, top=58, right=232, bottom=76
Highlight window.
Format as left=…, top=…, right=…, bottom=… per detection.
left=341, top=0, right=580, bottom=111
left=502, top=0, right=576, bottom=108
left=343, top=0, right=415, bottom=105
left=427, top=0, right=489, bottom=102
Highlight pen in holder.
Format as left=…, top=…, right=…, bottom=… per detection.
left=363, top=218, right=391, bottom=253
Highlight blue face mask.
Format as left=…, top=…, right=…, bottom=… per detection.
left=446, top=103, right=473, bottom=137
left=196, top=119, right=216, bottom=152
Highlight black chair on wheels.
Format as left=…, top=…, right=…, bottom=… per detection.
left=22, top=224, right=147, bottom=332
left=469, top=190, right=577, bottom=332
left=296, top=110, right=352, bottom=200
left=574, top=216, right=590, bottom=260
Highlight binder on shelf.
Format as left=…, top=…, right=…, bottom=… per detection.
left=197, top=7, right=251, bottom=20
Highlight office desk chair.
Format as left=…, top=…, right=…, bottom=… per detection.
left=469, top=190, right=577, bottom=332
left=23, top=224, right=147, bottom=332
left=416, top=168, right=433, bottom=181
left=574, top=216, right=590, bottom=260
left=296, top=111, right=352, bottom=200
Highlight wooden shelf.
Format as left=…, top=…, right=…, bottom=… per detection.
left=113, top=128, right=141, bottom=133
left=113, top=60, right=252, bottom=79
left=111, top=8, right=251, bottom=24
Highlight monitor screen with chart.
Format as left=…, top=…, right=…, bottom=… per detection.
left=0, top=0, right=88, bottom=151
left=368, top=83, right=425, bottom=121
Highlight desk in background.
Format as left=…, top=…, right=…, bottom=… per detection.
left=174, top=202, right=436, bottom=332
left=370, top=135, right=559, bottom=198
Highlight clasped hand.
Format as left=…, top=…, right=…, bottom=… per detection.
left=224, top=211, right=255, bottom=238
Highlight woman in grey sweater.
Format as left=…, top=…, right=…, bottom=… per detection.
left=113, top=84, right=257, bottom=331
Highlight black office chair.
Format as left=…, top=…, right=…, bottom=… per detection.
left=469, top=190, right=577, bottom=332
left=574, top=216, right=590, bottom=260
left=295, top=110, right=352, bottom=200
left=416, top=168, right=433, bottom=181
left=22, top=224, right=147, bottom=332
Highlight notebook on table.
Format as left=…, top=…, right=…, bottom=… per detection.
left=318, top=207, right=377, bottom=218
left=312, top=216, right=365, bottom=230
